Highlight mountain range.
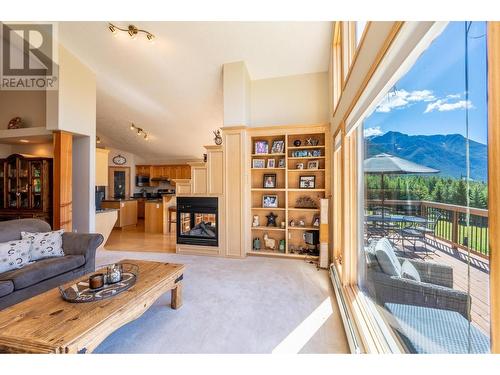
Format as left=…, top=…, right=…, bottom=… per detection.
left=365, top=131, right=488, bottom=181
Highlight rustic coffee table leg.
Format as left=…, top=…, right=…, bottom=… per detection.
left=171, top=283, right=183, bottom=309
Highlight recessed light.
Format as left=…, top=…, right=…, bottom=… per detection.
left=19, top=139, right=29, bottom=143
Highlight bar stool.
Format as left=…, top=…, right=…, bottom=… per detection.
left=168, top=206, right=177, bottom=233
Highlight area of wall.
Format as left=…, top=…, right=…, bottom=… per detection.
left=223, top=61, right=251, bottom=126
left=0, top=143, right=53, bottom=158
left=107, top=147, right=145, bottom=195
left=0, top=91, right=47, bottom=130
left=250, top=72, right=329, bottom=126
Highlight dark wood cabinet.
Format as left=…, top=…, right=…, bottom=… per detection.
left=0, top=154, right=52, bottom=224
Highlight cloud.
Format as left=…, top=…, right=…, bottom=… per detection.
left=364, top=126, right=384, bottom=137
left=424, top=99, right=474, bottom=113
left=375, top=89, right=436, bottom=113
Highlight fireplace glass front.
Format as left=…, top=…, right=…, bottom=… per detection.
left=177, top=197, right=218, bottom=247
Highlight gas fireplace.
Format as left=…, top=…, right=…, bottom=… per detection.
left=176, top=197, right=218, bottom=247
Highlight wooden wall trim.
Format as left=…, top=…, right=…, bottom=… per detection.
left=52, top=131, right=72, bottom=231
left=488, top=21, right=500, bottom=354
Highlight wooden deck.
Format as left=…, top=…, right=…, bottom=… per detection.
left=393, top=236, right=490, bottom=336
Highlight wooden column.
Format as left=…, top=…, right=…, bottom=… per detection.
left=488, top=22, right=500, bottom=354
left=53, top=131, right=72, bottom=231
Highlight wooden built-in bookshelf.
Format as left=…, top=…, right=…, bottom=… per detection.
left=248, top=127, right=330, bottom=259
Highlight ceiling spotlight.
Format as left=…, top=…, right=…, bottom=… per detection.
left=96, top=136, right=101, bottom=144
left=136, top=128, right=142, bottom=136
left=144, top=133, right=149, bottom=140
left=108, top=23, right=156, bottom=43
left=19, top=139, right=29, bottom=143
left=130, top=123, right=135, bottom=130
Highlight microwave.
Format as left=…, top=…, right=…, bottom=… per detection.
left=136, top=175, right=150, bottom=187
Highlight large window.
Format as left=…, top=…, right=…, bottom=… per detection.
left=357, top=22, right=490, bottom=353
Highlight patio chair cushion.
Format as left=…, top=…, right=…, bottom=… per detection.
left=401, top=260, right=421, bottom=282
left=375, top=238, right=402, bottom=277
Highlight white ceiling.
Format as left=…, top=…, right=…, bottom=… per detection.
left=58, top=22, right=332, bottom=162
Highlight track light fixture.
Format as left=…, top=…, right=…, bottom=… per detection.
left=108, top=23, right=155, bottom=43
left=130, top=123, right=149, bottom=141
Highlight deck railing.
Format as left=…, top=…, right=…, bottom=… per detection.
left=366, top=199, right=489, bottom=257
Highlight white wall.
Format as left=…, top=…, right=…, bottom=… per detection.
left=250, top=72, right=328, bottom=126
left=0, top=91, right=47, bottom=130
left=107, top=147, right=145, bottom=195
left=223, top=61, right=251, bottom=126
left=0, top=143, right=53, bottom=158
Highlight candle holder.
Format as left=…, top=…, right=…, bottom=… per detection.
left=88, top=273, right=105, bottom=290
left=105, top=263, right=123, bottom=284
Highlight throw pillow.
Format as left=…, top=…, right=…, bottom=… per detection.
left=375, top=238, right=402, bottom=277
left=401, top=260, right=421, bottom=282
left=0, top=239, right=31, bottom=274
left=21, top=230, right=65, bottom=261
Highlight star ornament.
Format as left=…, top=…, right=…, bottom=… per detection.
left=265, top=212, right=278, bottom=227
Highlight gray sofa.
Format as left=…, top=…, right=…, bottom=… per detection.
left=0, top=219, right=103, bottom=310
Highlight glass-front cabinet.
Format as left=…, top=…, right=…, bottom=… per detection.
left=0, top=154, right=52, bottom=223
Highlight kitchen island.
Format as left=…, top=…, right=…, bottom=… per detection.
left=144, top=195, right=176, bottom=233
left=101, top=199, right=138, bottom=228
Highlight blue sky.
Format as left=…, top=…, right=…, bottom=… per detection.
left=364, top=22, right=488, bottom=144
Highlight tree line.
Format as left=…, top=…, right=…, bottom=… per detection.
left=365, top=175, right=488, bottom=209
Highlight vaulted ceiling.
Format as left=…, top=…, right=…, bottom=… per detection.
left=58, top=22, right=331, bottom=162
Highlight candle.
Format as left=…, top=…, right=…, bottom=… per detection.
left=89, top=273, right=104, bottom=289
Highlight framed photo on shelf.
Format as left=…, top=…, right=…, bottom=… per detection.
left=262, top=194, right=278, bottom=208
left=263, top=174, right=277, bottom=188
left=278, top=158, right=285, bottom=168
left=307, top=160, right=319, bottom=170
left=252, top=159, right=266, bottom=168
left=271, top=140, right=285, bottom=154
left=299, top=175, right=316, bottom=189
left=296, top=162, right=304, bottom=170
left=254, top=141, right=269, bottom=154
left=267, top=159, right=276, bottom=168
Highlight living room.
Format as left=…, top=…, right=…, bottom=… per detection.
left=1, top=0, right=500, bottom=373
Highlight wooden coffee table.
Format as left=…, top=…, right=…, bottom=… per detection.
left=0, top=260, right=185, bottom=354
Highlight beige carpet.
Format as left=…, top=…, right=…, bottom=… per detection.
left=94, top=249, right=349, bottom=354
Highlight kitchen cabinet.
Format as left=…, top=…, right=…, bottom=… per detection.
left=137, top=198, right=146, bottom=218
left=101, top=199, right=138, bottom=228
left=136, top=165, right=151, bottom=176
left=135, top=164, right=191, bottom=185
left=145, top=200, right=163, bottom=233
left=95, top=148, right=110, bottom=186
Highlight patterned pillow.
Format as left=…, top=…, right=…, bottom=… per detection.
left=0, top=239, right=32, bottom=274
left=21, top=230, right=65, bottom=261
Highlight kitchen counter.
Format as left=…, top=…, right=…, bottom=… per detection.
left=101, top=200, right=138, bottom=228
left=102, top=198, right=137, bottom=202
left=95, top=209, right=118, bottom=249
left=145, top=200, right=163, bottom=233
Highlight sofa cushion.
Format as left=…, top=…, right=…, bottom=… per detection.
left=0, top=239, right=32, bottom=274
left=0, top=255, right=85, bottom=290
left=21, top=230, right=65, bottom=261
left=401, top=260, right=421, bottom=282
left=0, top=280, right=14, bottom=298
left=375, top=238, right=402, bottom=277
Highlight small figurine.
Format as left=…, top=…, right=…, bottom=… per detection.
left=293, top=139, right=301, bottom=147
left=266, top=212, right=278, bottom=227
left=312, top=215, right=320, bottom=227
left=213, top=129, right=223, bottom=145
left=253, top=237, right=261, bottom=251
left=305, top=137, right=313, bottom=146
left=289, top=219, right=295, bottom=227
left=263, top=233, right=276, bottom=250
left=298, top=220, right=305, bottom=227
left=252, top=215, right=260, bottom=227
left=8, top=117, right=22, bottom=129
left=280, top=221, right=286, bottom=229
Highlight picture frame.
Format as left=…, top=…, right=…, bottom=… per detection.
left=296, top=162, right=304, bottom=170
left=271, top=140, right=285, bottom=154
left=254, top=141, right=269, bottom=154
left=307, top=160, right=319, bottom=170
left=263, top=174, right=277, bottom=189
left=262, top=194, right=278, bottom=208
left=278, top=158, right=285, bottom=168
left=267, top=159, right=276, bottom=168
left=299, top=175, right=316, bottom=189
left=312, top=215, right=320, bottom=227
left=252, top=159, right=266, bottom=169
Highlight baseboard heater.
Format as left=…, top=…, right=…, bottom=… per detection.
left=329, top=264, right=363, bottom=354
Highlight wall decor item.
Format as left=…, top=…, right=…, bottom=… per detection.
left=253, top=237, right=261, bottom=251
left=254, top=141, right=269, bottom=154
left=265, top=212, right=278, bottom=227
left=8, top=117, right=22, bottom=129
left=252, top=159, right=265, bottom=168
left=307, top=160, right=319, bottom=170
left=263, top=174, right=276, bottom=188
left=296, top=163, right=304, bottom=170
left=312, top=215, right=320, bottom=227
left=112, top=154, right=127, bottom=165
left=295, top=195, right=318, bottom=208
left=263, top=233, right=276, bottom=250
left=262, top=194, right=278, bottom=208
left=279, top=239, right=285, bottom=253
left=267, top=159, right=276, bottom=168
left=252, top=215, right=260, bottom=227
left=271, top=140, right=285, bottom=154
left=293, top=139, right=301, bottom=147
left=299, top=176, right=316, bottom=189
left=278, top=158, right=285, bottom=168
left=213, top=129, right=223, bottom=145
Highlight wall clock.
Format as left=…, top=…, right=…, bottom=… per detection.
left=112, top=154, right=127, bottom=165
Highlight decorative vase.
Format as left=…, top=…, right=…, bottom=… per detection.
left=253, top=237, right=261, bottom=251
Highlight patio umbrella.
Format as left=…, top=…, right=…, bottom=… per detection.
left=363, top=153, right=439, bottom=217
